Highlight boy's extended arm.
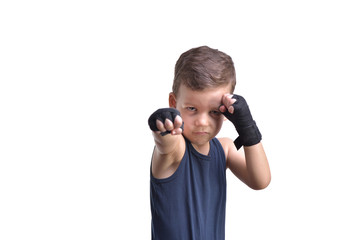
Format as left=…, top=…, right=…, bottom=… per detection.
left=148, top=108, right=185, bottom=179
left=220, top=94, right=271, bottom=189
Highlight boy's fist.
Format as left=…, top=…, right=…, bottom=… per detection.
left=148, top=108, right=184, bottom=136
left=220, top=94, right=262, bottom=149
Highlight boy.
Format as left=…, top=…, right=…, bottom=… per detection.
left=148, top=46, right=271, bottom=240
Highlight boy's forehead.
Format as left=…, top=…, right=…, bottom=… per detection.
left=178, top=83, right=231, bottom=94
left=177, top=84, right=231, bottom=105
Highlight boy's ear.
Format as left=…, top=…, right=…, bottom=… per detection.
left=169, top=92, right=177, bottom=108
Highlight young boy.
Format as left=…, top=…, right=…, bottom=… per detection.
left=148, top=46, right=271, bottom=240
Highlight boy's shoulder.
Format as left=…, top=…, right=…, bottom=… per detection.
left=218, top=137, right=236, bottom=163
left=218, top=136, right=233, bottom=148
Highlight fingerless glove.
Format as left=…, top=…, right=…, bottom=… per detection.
left=221, top=95, right=262, bottom=149
left=148, top=108, right=184, bottom=136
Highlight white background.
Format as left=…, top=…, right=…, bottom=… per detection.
left=1, top=0, right=359, bottom=239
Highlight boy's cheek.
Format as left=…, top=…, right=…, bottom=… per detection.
left=214, top=118, right=225, bottom=130
left=179, top=113, right=190, bottom=123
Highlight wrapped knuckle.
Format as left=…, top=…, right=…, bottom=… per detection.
left=164, top=119, right=174, bottom=130
left=156, top=120, right=165, bottom=132
left=148, top=107, right=184, bottom=136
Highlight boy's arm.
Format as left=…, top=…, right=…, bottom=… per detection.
left=220, top=94, right=271, bottom=189
left=221, top=138, right=270, bottom=190
left=148, top=108, right=185, bottom=179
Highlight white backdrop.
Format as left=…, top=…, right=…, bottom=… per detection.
left=1, top=1, right=359, bottom=239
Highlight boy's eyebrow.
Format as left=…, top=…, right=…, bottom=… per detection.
left=213, top=105, right=223, bottom=111
left=182, top=102, right=221, bottom=110
left=182, top=102, right=195, bottom=106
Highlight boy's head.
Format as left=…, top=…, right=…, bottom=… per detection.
left=169, top=46, right=237, bottom=150
left=172, top=46, right=236, bottom=96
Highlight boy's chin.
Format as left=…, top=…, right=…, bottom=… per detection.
left=185, top=134, right=212, bottom=145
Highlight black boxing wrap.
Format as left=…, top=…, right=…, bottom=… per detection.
left=148, top=108, right=184, bottom=136
left=221, top=94, right=262, bottom=149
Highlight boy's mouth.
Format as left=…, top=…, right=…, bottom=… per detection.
left=193, top=131, right=209, bottom=135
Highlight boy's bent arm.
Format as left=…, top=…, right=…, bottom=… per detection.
left=222, top=138, right=271, bottom=190
left=219, top=94, right=270, bottom=189
left=242, top=142, right=271, bottom=189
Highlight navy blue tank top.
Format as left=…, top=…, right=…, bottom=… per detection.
left=150, top=137, right=227, bottom=240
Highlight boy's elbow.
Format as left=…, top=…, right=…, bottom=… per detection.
left=250, top=176, right=271, bottom=190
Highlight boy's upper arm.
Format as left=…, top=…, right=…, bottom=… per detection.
left=151, top=135, right=186, bottom=179
left=219, top=137, right=249, bottom=184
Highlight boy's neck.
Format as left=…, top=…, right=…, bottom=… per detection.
left=191, top=141, right=210, bottom=156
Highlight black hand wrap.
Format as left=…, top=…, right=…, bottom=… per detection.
left=221, top=95, right=262, bottom=149
left=148, top=108, right=184, bottom=136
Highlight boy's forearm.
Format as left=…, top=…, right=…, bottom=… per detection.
left=152, top=132, right=181, bottom=155
left=244, top=143, right=271, bottom=190
left=149, top=108, right=184, bottom=156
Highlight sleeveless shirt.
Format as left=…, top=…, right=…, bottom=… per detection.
left=150, top=137, right=227, bottom=240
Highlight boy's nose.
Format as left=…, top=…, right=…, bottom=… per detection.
left=195, top=114, right=209, bottom=126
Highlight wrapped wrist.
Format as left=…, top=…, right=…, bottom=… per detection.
left=220, top=94, right=262, bottom=149
left=233, top=122, right=262, bottom=149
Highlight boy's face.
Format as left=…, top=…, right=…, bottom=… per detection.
left=170, top=84, right=232, bottom=150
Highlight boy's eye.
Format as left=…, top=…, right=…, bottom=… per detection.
left=187, top=107, right=196, bottom=111
left=210, top=110, right=221, bottom=115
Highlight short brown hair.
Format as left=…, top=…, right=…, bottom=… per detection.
left=172, top=46, right=236, bottom=95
